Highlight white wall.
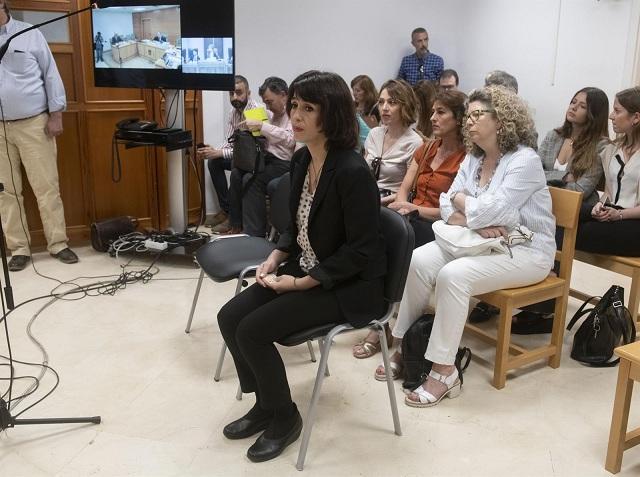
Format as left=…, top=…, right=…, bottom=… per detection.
left=93, top=11, right=135, bottom=51
left=459, top=0, right=639, bottom=139
left=201, top=0, right=640, bottom=212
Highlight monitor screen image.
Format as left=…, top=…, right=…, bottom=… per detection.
left=93, top=5, right=181, bottom=70
left=91, top=0, right=234, bottom=91
left=181, top=37, right=233, bottom=74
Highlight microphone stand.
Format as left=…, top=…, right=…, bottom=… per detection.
left=0, top=3, right=101, bottom=430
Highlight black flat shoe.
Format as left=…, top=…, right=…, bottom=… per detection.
left=468, top=302, right=499, bottom=324
left=8, top=255, right=30, bottom=272
left=511, top=311, right=554, bottom=335
left=247, top=412, right=303, bottom=463
left=223, top=413, right=272, bottom=440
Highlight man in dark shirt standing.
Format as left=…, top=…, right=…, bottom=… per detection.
left=397, top=27, right=444, bottom=85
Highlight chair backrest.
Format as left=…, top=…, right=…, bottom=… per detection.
left=380, top=207, right=415, bottom=302
left=269, top=173, right=291, bottom=235
left=549, top=187, right=583, bottom=281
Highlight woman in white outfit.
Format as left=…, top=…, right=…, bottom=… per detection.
left=375, top=86, right=557, bottom=407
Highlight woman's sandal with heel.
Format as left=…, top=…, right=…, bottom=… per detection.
left=404, top=368, right=461, bottom=407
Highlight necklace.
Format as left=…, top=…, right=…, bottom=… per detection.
left=309, top=157, right=325, bottom=193
left=474, top=154, right=502, bottom=197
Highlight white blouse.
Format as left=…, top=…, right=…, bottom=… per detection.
left=364, top=126, right=423, bottom=192
left=606, top=149, right=640, bottom=208
left=440, top=146, right=557, bottom=266
left=296, top=171, right=319, bottom=273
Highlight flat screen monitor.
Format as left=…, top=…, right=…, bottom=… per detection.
left=91, top=0, right=234, bottom=90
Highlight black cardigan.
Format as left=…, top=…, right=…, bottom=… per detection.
left=277, top=146, right=387, bottom=327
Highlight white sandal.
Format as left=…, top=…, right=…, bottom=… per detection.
left=404, top=368, right=461, bottom=407
left=374, top=360, right=403, bottom=381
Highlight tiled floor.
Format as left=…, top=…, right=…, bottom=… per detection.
left=1, top=245, right=639, bottom=476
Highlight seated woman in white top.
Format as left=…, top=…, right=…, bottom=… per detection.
left=364, top=79, right=423, bottom=205
left=576, top=86, right=640, bottom=257
left=538, top=87, right=609, bottom=215
left=374, top=86, right=556, bottom=407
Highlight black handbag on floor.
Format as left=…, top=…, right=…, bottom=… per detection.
left=401, top=314, right=471, bottom=391
left=566, top=285, right=636, bottom=367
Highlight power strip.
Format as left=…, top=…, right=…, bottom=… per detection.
left=144, top=239, right=168, bottom=251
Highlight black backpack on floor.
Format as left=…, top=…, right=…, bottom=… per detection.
left=401, top=314, right=471, bottom=391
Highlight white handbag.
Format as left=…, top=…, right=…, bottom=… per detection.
left=432, top=220, right=534, bottom=258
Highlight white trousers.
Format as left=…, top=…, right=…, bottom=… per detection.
left=393, top=241, right=551, bottom=365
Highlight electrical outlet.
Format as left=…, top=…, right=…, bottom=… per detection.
left=144, top=239, right=168, bottom=251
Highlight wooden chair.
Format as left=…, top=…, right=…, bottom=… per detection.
left=464, top=187, right=583, bottom=389
left=605, top=341, right=640, bottom=474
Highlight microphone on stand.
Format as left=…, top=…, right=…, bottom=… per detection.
left=0, top=2, right=107, bottom=63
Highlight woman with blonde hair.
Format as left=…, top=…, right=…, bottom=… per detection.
left=374, top=87, right=556, bottom=407
left=363, top=79, right=423, bottom=205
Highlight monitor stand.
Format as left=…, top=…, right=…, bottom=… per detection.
left=164, top=89, right=188, bottom=233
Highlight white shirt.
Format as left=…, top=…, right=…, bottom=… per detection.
left=440, top=146, right=557, bottom=266
left=260, top=112, right=295, bottom=161
left=606, top=149, right=640, bottom=208
left=364, top=126, right=423, bottom=192
left=0, top=17, right=66, bottom=120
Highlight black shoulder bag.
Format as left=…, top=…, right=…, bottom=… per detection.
left=230, top=129, right=266, bottom=175
left=401, top=314, right=471, bottom=391
left=566, top=285, right=636, bottom=367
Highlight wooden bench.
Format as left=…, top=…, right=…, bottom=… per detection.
left=570, top=251, right=640, bottom=329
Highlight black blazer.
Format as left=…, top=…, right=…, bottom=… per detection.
left=277, top=147, right=387, bottom=327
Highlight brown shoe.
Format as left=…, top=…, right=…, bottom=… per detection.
left=206, top=211, right=228, bottom=227
left=8, top=255, right=30, bottom=272
left=211, top=219, right=231, bottom=234
left=51, top=248, right=79, bottom=264
left=221, top=227, right=243, bottom=235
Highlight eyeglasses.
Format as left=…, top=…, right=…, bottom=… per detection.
left=371, top=157, right=382, bottom=180
left=464, top=109, right=494, bottom=123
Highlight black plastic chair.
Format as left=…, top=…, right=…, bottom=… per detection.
left=278, top=207, right=415, bottom=470
left=184, top=174, right=317, bottom=388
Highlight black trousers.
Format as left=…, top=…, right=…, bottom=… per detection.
left=407, top=216, right=435, bottom=248
left=217, top=263, right=345, bottom=410
left=228, top=154, right=290, bottom=236
left=576, top=218, right=640, bottom=257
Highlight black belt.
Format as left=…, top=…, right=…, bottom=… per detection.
left=1, top=111, right=47, bottom=123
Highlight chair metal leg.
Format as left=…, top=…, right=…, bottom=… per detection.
left=213, top=342, right=227, bottom=382
left=307, top=340, right=317, bottom=363
left=318, top=339, right=330, bottom=377
left=213, top=276, right=249, bottom=382
left=296, top=335, right=333, bottom=471
left=378, top=324, right=402, bottom=436
left=236, top=384, right=243, bottom=401
left=185, top=269, right=205, bottom=333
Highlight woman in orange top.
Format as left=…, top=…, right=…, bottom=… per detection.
left=352, top=89, right=467, bottom=359
left=389, top=89, right=467, bottom=247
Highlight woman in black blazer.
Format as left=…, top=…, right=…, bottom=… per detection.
left=217, top=71, right=387, bottom=463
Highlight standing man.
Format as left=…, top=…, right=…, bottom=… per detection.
left=198, top=75, right=260, bottom=232
left=397, top=27, right=443, bottom=85
left=439, top=69, right=459, bottom=91
left=94, top=31, right=104, bottom=63
left=231, top=76, right=295, bottom=237
left=0, top=0, right=78, bottom=271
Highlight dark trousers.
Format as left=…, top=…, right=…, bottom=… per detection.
left=408, top=216, right=435, bottom=248
left=208, top=157, right=232, bottom=214
left=576, top=218, right=640, bottom=257
left=217, top=264, right=345, bottom=410
left=228, top=154, right=290, bottom=236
